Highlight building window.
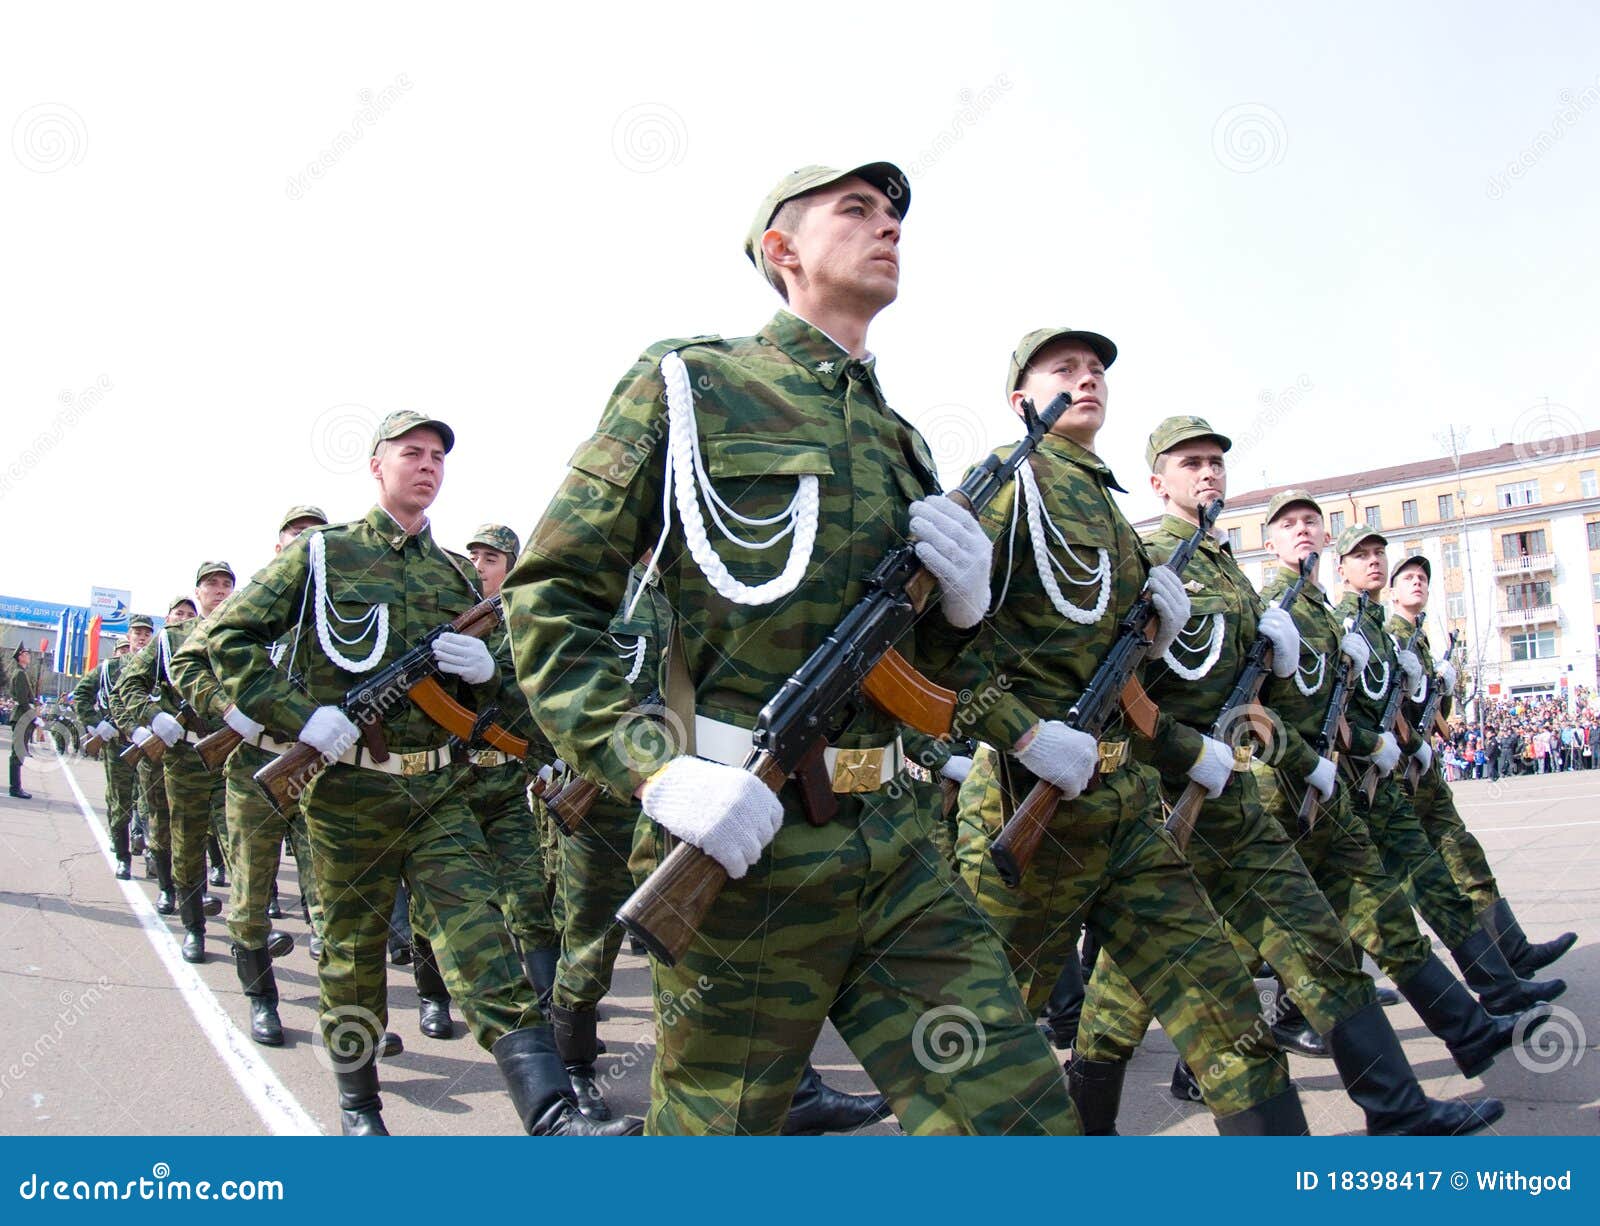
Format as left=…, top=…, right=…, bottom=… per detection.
left=1509, top=629, right=1557, bottom=661
left=1329, top=510, right=1345, bottom=535
left=1593, top=573, right=1600, bottom=602
left=1589, top=521, right=1600, bottom=550
left=1501, top=528, right=1548, bottom=559
left=1437, top=492, right=1454, bottom=520
left=1582, top=469, right=1598, bottom=498
left=1258, top=522, right=1268, bottom=548
left=1496, top=479, right=1541, bottom=508
left=1226, top=526, right=1243, bottom=552
left=1402, top=499, right=1419, bottom=526
left=1364, top=505, right=1382, bottom=529
left=1505, top=581, right=1552, bottom=611
left=1447, top=593, right=1466, bottom=619
left=1442, top=539, right=1461, bottom=569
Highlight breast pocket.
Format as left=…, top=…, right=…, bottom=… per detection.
left=699, top=435, right=833, bottom=579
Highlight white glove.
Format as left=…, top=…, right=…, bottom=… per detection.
left=93, top=720, right=117, bottom=741
left=33, top=716, right=45, bottom=727
left=150, top=712, right=184, bottom=746
left=131, top=726, right=153, bottom=747
left=940, top=755, right=973, bottom=783
left=1339, top=632, right=1371, bottom=676
left=640, top=756, right=784, bottom=879
left=299, top=705, right=360, bottom=759
left=1188, top=736, right=1235, bottom=798
left=1395, top=649, right=1422, bottom=688
left=1015, top=720, right=1098, bottom=800
left=1370, top=732, right=1401, bottom=775
left=1411, top=740, right=1433, bottom=773
left=1257, top=606, right=1301, bottom=678
left=223, top=705, right=264, bottom=740
left=909, top=495, right=992, bottom=629
left=1142, top=567, right=1192, bottom=656
left=1305, top=756, right=1337, bottom=802
left=1437, top=660, right=1457, bottom=693
left=432, top=632, right=496, bottom=685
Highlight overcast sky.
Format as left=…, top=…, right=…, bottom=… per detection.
left=5, top=1, right=1597, bottom=613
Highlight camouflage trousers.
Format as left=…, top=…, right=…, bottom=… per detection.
left=225, top=742, right=319, bottom=951
left=103, top=747, right=136, bottom=859
left=956, top=747, right=1287, bottom=1119
left=137, top=759, right=170, bottom=854
left=1407, top=767, right=1499, bottom=915
left=1349, top=770, right=1478, bottom=948
left=553, top=789, right=638, bottom=1012
left=1255, top=765, right=1433, bottom=983
left=631, top=778, right=1077, bottom=1136
left=469, top=763, right=557, bottom=950
left=163, top=743, right=227, bottom=890
left=301, top=761, right=540, bottom=1055
left=1076, top=767, right=1374, bottom=1072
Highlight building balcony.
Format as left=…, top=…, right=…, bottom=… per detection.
left=1496, top=604, right=1562, bottom=629
left=1494, top=552, right=1556, bottom=577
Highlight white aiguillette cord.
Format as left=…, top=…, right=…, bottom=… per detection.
left=629, top=350, right=820, bottom=617
left=1015, top=458, right=1111, bottom=625
left=310, top=530, right=388, bottom=673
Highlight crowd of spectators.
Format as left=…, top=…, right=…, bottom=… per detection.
left=1440, top=686, right=1599, bottom=781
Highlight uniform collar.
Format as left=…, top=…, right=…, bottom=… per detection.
left=367, top=504, right=433, bottom=553
left=1159, top=512, right=1226, bottom=553
left=1268, top=561, right=1328, bottom=603
left=763, top=311, right=875, bottom=392
left=1037, top=433, right=1128, bottom=493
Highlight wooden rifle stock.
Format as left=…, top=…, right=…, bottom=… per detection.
left=119, top=738, right=146, bottom=767
left=254, top=740, right=326, bottom=814
left=82, top=732, right=105, bottom=759
left=196, top=725, right=244, bottom=772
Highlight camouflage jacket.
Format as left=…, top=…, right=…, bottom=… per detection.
left=957, top=437, right=1197, bottom=776
left=70, top=656, right=124, bottom=725
left=112, top=619, right=217, bottom=735
left=1385, top=609, right=1454, bottom=725
left=169, top=591, right=281, bottom=735
left=503, top=311, right=992, bottom=801
left=1335, top=593, right=1423, bottom=755
left=206, top=505, right=496, bottom=752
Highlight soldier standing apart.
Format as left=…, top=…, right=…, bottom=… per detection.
left=205, top=412, right=636, bottom=1136
left=1386, top=557, right=1577, bottom=975
left=506, top=163, right=1078, bottom=1135
left=73, top=639, right=138, bottom=876
left=169, top=506, right=330, bottom=1046
left=9, top=645, right=38, bottom=798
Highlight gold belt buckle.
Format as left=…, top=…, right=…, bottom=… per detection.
left=400, top=750, right=432, bottom=777
left=831, top=746, right=886, bottom=793
left=470, top=749, right=496, bottom=768
left=1231, top=743, right=1255, bottom=770
left=1097, top=740, right=1128, bottom=775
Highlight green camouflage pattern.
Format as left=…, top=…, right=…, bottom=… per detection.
left=508, top=311, right=1074, bottom=1134
left=72, top=657, right=136, bottom=857
left=371, top=409, right=454, bottom=454
left=136, top=758, right=171, bottom=854
left=1144, top=415, right=1231, bottom=470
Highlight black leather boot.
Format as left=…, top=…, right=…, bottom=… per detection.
left=1375, top=985, right=1402, bottom=1007
left=115, top=858, right=131, bottom=880
left=552, top=1003, right=612, bottom=1121
left=153, top=848, right=175, bottom=914
left=1040, top=954, right=1085, bottom=1051
left=1480, top=898, right=1577, bottom=978
left=266, top=931, right=294, bottom=959
left=522, top=945, right=560, bottom=1011
left=309, top=934, right=324, bottom=960
left=201, top=892, right=222, bottom=917
left=130, top=815, right=146, bottom=856
left=266, top=881, right=283, bottom=920
left=112, top=823, right=131, bottom=879
left=1169, top=1059, right=1203, bottom=1102
left=782, top=1062, right=891, bottom=1134
left=1450, top=927, right=1566, bottom=1014
left=234, top=944, right=284, bottom=1046
left=1396, top=951, right=1552, bottom=1078
left=491, top=1027, right=641, bottom=1135
left=1269, top=981, right=1331, bottom=1057
left=377, top=1031, right=403, bottom=1059
left=1327, top=1001, right=1503, bottom=1135
left=178, top=884, right=206, bottom=963
left=412, top=937, right=454, bottom=1040
left=207, top=832, right=227, bottom=886
left=1067, top=1057, right=1126, bottom=1135
left=9, top=755, right=31, bottom=799
left=1214, top=1086, right=1310, bottom=1135
left=333, top=1055, right=389, bottom=1135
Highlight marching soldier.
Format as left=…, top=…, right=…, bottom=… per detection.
left=118, top=565, right=237, bottom=962
left=1335, top=528, right=1566, bottom=1015
left=168, top=506, right=330, bottom=1046
left=505, top=163, right=1078, bottom=1135
left=950, top=330, right=1304, bottom=1134
left=9, top=645, right=38, bottom=799
left=72, top=637, right=138, bottom=877
left=1072, top=422, right=1501, bottom=1135
left=205, top=411, right=635, bottom=1135
left=1386, top=556, right=1577, bottom=975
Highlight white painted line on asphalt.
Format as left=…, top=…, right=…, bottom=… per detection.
left=1472, top=818, right=1600, bottom=834
left=57, top=751, right=323, bottom=1136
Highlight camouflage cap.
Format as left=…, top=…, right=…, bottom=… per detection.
left=167, top=594, right=198, bottom=614
left=1145, top=415, right=1233, bottom=470
left=1335, top=523, right=1388, bottom=557
left=743, top=162, right=911, bottom=283
left=1390, top=553, right=1431, bottom=583
left=278, top=504, right=328, bottom=533
left=194, top=560, right=234, bottom=584
left=1264, top=488, right=1323, bottom=526
left=466, top=523, right=520, bottom=558
left=1005, top=327, right=1118, bottom=398
left=371, top=410, right=455, bottom=455
left=127, top=614, right=155, bottom=630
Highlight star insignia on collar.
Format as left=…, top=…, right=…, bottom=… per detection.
left=816, top=360, right=835, bottom=374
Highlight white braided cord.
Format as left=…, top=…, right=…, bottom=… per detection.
left=1017, top=459, right=1111, bottom=625
left=310, top=530, right=388, bottom=673
left=1161, top=613, right=1225, bottom=680
left=1293, top=648, right=1327, bottom=696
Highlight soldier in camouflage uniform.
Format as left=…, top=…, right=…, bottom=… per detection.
left=111, top=599, right=198, bottom=917
left=8, top=645, right=38, bottom=799
left=1074, top=421, right=1502, bottom=1135
left=1336, top=527, right=1565, bottom=1017
left=951, top=330, right=1303, bottom=1134
left=169, top=507, right=329, bottom=1045
left=118, top=563, right=237, bottom=963
left=206, top=412, right=636, bottom=1136
left=1387, top=556, right=1577, bottom=976
left=506, top=164, right=1076, bottom=1136
left=73, top=639, right=139, bottom=878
